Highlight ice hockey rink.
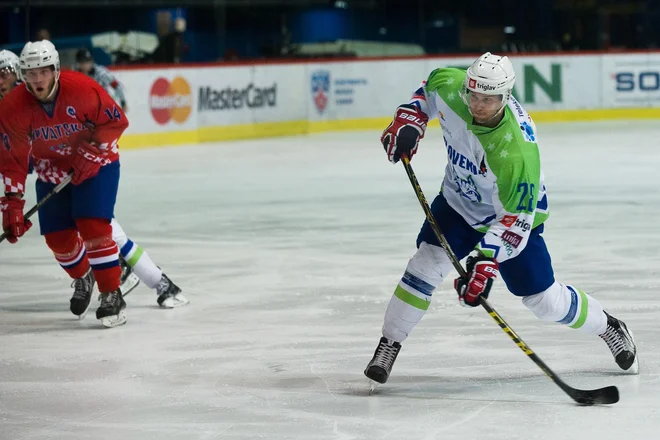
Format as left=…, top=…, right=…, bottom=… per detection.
left=1, top=120, right=659, bottom=440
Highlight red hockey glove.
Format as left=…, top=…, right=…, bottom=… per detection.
left=381, top=104, right=428, bottom=163
left=1, top=196, right=32, bottom=244
left=71, top=141, right=109, bottom=185
left=454, top=254, right=499, bottom=307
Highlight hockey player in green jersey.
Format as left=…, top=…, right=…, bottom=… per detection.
left=365, top=52, right=638, bottom=384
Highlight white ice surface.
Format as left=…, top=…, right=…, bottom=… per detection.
left=1, top=121, right=659, bottom=440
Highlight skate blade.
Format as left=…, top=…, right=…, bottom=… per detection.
left=160, top=293, right=189, bottom=309
left=100, top=310, right=127, bottom=328
left=627, top=327, right=640, bottom=375
left=120, top=274, right=140, bottom=297
left=628, top=355, right=640, bottom=375
left=367, top=380, right=379, bottom=395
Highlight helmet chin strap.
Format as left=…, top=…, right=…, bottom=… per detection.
left=45, top=78, right=59, bottom=100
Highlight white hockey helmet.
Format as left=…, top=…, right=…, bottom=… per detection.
left=0, top=50, right=19, bottom=74
left=462, top=52, right=516, bottom=105
left=19, top=40, right=61, bottom=98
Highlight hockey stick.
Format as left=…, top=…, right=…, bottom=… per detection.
left=0, top=174, right=73, bottom=244
left=400, top=156, right=619, bottom=405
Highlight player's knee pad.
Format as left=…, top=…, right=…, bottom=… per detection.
left=76, top=218, right=117, bottom=262
left=522, top=281, right=573, bottom=322
left=76, top=218, right=120, bottom=292
left=44, top=229, right=88, bottom=277
left=76, top=218, right=112, bottom=246
left=405, top=241, right=453, bottom=290
left=110, top=218, right=128, bottom=248
left=44, top=229, right=82, bottom=259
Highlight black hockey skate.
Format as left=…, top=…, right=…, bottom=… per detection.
left=96, top=289, right=127, bottom=328
left=70, top=268, right=96, bottom=319
left=156, top=273, right=188, bottom=308
left=119, top=257, right=140, bottom=296
left=600, top=312, right=638, bottom=373
left=364, top=337, right=402, bottom=384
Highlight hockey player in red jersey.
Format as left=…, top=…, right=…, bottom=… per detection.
left=0, top=50, right=20, bottom=98
left=0, top=40, right=128, bottom=327
left=0, top=46, right=188, bottom=310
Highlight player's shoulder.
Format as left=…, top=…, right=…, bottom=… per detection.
left=59, top=69, right=103, bottom=90
left=0, top=83, right=35, bottom=121
left=501, top=97, right=539, bottom=150
left=426, top=67, right=466, bottom=93
left=481, top=108, right=540, bottom=167
left=59, top=69, right=106, bottom=104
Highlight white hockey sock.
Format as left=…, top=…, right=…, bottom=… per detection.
left=382, top=242, right=453, bottom=343
left=522, top=281, right=607, bottom=335
left=111, top=219, right=163, bottom=290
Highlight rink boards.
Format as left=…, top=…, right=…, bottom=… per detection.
left=112, top=52, right=660, bottom=149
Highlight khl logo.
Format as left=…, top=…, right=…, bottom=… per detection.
left=520, top=121, right=535, bottom=142
left=311, top=70, right=330, bottom=114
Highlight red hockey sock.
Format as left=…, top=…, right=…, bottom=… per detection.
left=44, top=229, right=90, bottom=279
left=76, top=218, right=120, bottom=293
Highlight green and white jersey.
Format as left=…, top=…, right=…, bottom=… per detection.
left=411, top=68, right=549, bottom=262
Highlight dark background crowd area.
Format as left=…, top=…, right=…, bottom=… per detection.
left=0, top=0, right=657, bottom=66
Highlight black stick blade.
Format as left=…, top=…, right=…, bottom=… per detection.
left=568, top=385, right=619, bottom=405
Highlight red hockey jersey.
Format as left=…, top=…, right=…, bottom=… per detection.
left=0, top=69, right=128, bottom=195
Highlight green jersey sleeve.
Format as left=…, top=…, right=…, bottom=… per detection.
left=474, top=114, right=547, bottom=263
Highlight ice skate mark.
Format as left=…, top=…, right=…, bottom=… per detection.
left=416, top=382, right=501, bottom=440
left=31, top=403, right=167, bottom=440
left=200, top=424, right=235, bottom=440
left=253, top=371, right=273, bottom=409
left=333, top=420, right=358, bottom=440
left=308, top=360, right=340, bottom=403
left=375, top=378, right=503, bottom=440
left=268, top=363, right=286, bottom=373
left=408, top=374, right=432, bottom=416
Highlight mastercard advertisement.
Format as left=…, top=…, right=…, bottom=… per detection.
left=149, top=76, right=193, bottom=125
